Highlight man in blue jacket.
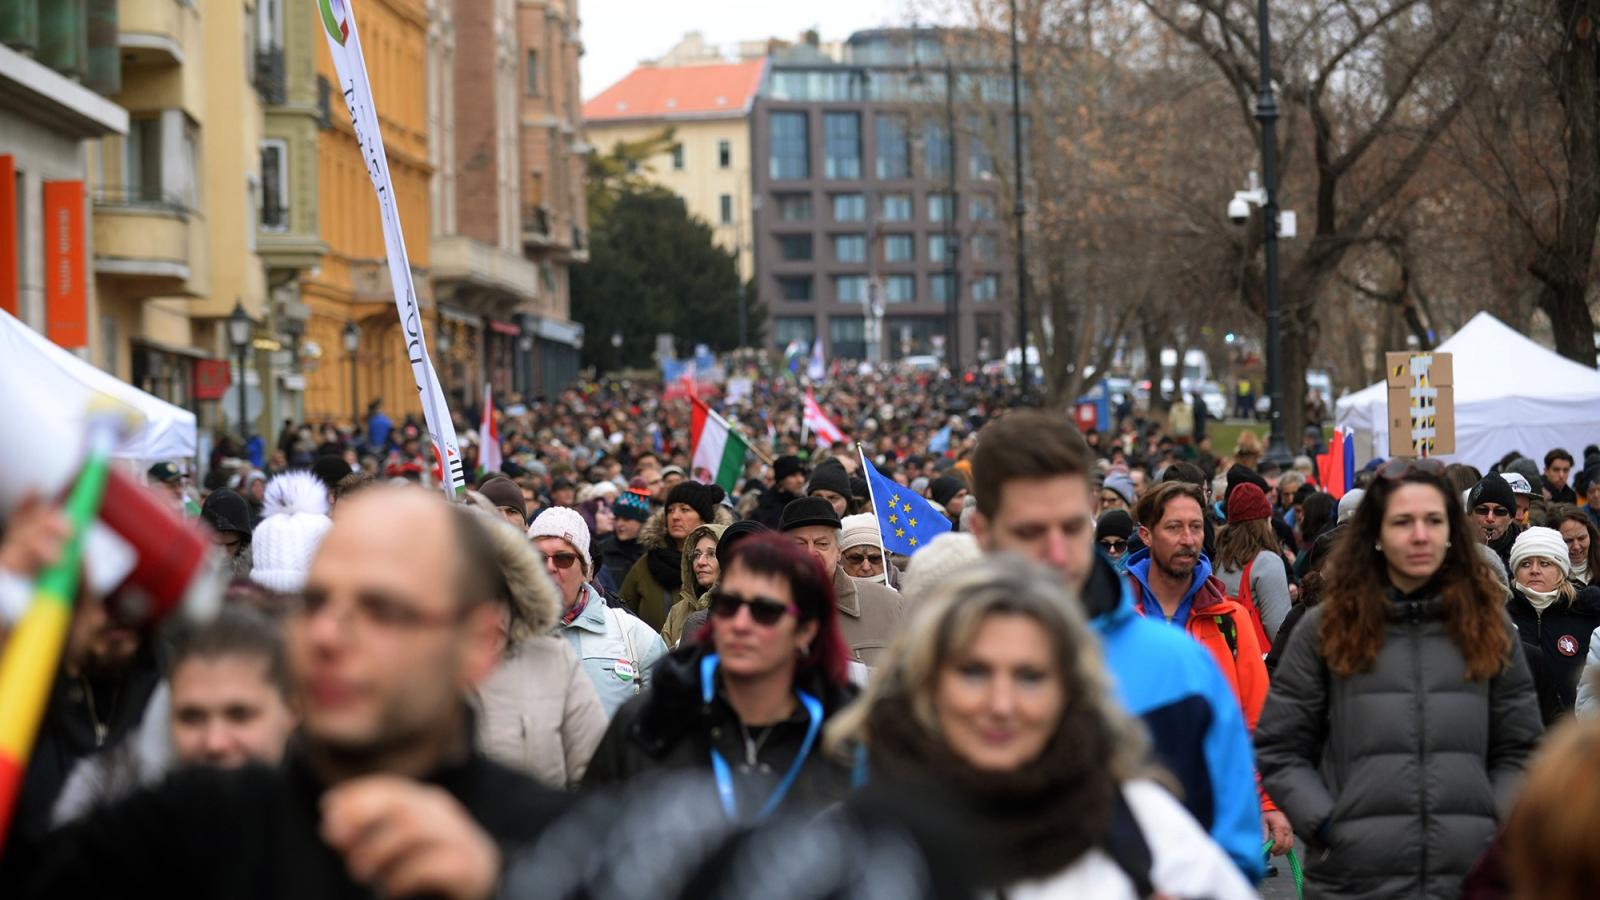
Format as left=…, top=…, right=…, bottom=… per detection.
left=967, top=411, right=1264, bottom=883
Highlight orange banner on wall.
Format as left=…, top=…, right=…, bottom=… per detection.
left=0, top=156, right=16, bottom=317
left=42, top=180, right=86, bottom=348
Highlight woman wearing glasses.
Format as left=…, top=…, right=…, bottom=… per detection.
left=1257, top=459, right=1542, bottom=899
left=583, top=533, right=856, bottom=820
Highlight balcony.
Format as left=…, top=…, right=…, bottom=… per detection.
left=117, top=0, right=189, bottom=66
left=92, top=185, right=194, bottom=294
left=433, top=236, right=540, bottom=305
left=521, top=205, right=554, bottom=250
left=254, top=45, right=285, bottom=105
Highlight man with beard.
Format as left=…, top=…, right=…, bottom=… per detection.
left=1469, top=474, right=1523, bottom=573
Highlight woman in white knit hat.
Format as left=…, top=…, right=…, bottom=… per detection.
left=249, top=471, right=333, bottom=594
left=1506, top=526, right=1600, bottom=723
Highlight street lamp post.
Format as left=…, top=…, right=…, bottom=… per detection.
left=1255, top=0, right=1292, bottom=470
left=226, top=300, right=253, bottom=441
left=1007, top=0, right=1031, bottom=403
left=343, top=321, right=360, bottom=429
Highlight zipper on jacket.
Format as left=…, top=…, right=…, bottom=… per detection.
left=1411, top=609, right=1429, bottom=886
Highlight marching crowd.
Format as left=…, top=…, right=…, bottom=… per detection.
left=4, top=372, right=1600, bottom=899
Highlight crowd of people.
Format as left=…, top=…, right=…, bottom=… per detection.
left=4, top=369, right=1600, bottom=899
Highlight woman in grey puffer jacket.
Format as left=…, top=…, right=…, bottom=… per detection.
left=1256, top=460, right=1543, bottom=899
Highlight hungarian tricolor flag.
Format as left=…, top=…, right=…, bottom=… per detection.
left=690, top=395, right=748, bottom=492
left=478, top=383, right=501, bottom=479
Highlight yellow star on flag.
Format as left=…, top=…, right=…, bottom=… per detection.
left=910, top=537, right=918, bottom=547
left=890, top=494, right=899, bottom=506
left=888, top=514, right=898, bottom=524
left=909, top=518, right=918, bottom=528
left=895, top=528, right=905, bottom=538
left=902, top=502, right=912, bottom=513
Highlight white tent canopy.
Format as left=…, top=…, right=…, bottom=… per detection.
left=1335, top=312, right=1600, bottom=468
left=0, top=309, right=197, bottom=462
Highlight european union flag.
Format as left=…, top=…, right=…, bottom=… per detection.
left=860, top=452, right=952, bottom=556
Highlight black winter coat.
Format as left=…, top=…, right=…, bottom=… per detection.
left=750, top=488, right=800, bottom=530
left=1256, top=590, right=1543, bottom=900
left=1506, top=584, right=1600, bottom=723
left=582, top=644, right=855, bottom=819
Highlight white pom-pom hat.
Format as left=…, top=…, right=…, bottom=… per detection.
left=250, top=471, right=333, bottom=593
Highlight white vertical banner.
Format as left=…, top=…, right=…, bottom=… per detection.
left=317, top=0, right=465, bottom=497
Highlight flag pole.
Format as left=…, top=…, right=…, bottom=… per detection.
left=857, top=443, right=889, bottom=575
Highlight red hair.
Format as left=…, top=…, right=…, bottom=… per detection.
left=695, top=532, right=852, bottom=689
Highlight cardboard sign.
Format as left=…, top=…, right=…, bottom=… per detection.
left=1385, top=352, right=1454, bottom=457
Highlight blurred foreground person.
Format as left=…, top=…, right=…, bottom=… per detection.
left=828, top=557, right=1254, bottom=899
left=1503, top=719, right=1600, bottom=900
left=27, top=486, right=569, bottom=899
left=1257, top=459, right=1541, bottom=899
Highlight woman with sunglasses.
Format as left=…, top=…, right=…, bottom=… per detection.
left=1095, top=509, right=1134, bottom=572
left=582, top=534, right=856, bottom=819
left=1257, top=458, right=1542, bottom=899
left=1505, top=527, right=1600, bottom=724
left=827, top=557, right=1254, bottom=898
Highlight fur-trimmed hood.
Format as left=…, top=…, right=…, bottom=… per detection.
left=678, top=522, right=730, bottom=601
left=638, top=504, right=735, bottom=552
left=466, top=507, right=563, bottom=643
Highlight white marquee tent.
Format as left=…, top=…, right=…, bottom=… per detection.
left=1335, top=312, right=1600, bottom=467
left=0, top=309, right=196, bottom=462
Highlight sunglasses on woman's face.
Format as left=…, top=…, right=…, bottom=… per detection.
left=843, top=551, right=884, bottom=567
left=545, top=551, right=581, bottom=570
left=1099, top=538, right=1128, bottom=554
left=709, top=590, right=797, bottom=627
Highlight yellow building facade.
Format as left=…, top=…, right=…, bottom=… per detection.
left=302, top=0, right=433, bottom=425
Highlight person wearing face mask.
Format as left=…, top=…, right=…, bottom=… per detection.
left=1468, top=474, right=1524, bottom=574
left=1257, top=459, right=1542, bottom=900
left=826, top=558, right=1254, bottom=898
left=1505, top=527, right=1600, bottom=725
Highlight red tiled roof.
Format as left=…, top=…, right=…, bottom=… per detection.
left=583, top=60, right=767, bottom=122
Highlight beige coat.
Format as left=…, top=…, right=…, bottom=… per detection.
left=475, top=635, right=607, bottom=790
left=832, top=565, right=907, bottom=667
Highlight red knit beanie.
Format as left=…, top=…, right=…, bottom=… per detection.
left=1226, top=482, right=1273, bottom=523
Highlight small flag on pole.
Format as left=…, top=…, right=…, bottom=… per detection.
left=859, top=449, right=951, bottom=556
left=806, top=339, right=826, bottom=381
left=690, top=395, right=750, bottom=492
left=803, top=388, right=845, bottom=446
left=478, top=383, right=501, bottom=479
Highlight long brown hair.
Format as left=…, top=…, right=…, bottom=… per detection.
left=1548, top=505, right=1600, bottom=583
left=1214, top=517, right=1279, bottom=572
left=1318, top=468, right=1512, bottom=680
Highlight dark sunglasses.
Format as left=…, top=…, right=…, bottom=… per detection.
left=709, top=590, right=798, bottom=626
left=1473, top=504, right=1512, bottom=520
left=545, top=551, right=581, bottom=570
left=1378, top=458, right=1446, bottom=480
left=843, top=551, right=884, bottom=567
left=1099, top=538, right=1128, bottom=554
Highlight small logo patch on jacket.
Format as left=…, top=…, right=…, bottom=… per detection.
left=1558, top=634, right=1580, bottom=656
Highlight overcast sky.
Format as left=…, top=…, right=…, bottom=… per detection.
left=579, top=0, right=914, bottom=99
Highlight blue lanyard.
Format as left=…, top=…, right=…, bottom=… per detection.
left=700, top=653, right=824, bottom=822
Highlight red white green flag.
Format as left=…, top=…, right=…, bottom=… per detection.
left=478, top=383, right=501, bottom=478
left=690, top=395, right=748, bottom=492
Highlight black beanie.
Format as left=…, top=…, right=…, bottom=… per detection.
left=1225, top=464, right=1269, bottom=505
left=717, top=520, right=770, bottom=568
left=1095, top=509, right=1134, bottom=542
left=665, top=480, right=726, bottom=524
left=1468, top=475, right=1517, bottom=513
left=200, top=489, right=253, bottom=539
left=311, top=454, right=353, bottom=491
left=928, top=475, right=967, bottom=507
left=806, top=459, right=852, bottom=498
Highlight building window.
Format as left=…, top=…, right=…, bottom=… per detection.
left=881, top=193, right=912, bottom=221
left=833, top=234, right=866, bottom=263
left=972, top=234, right=999, bottom=262
left=930, top=273, right=956, bottom=304
left=774, top=316, right=816, bottom=348
left=830, top=316, right=866, bottom=360
left=823, top=112, right=861, bottom=179
left=970, top=195, right=996, bottom=221
left=672, top=144, right=684, bottom=170
left=883, top=234, right=914, bottom=263
left=776, top=193, right=813, bottom=221
left=718, top=140, right=732, bottom=168
left=834, top=275, right=867, bottom=302
left=777, top=233, right=814, bottom=261
left=778, top=276, right=814, bottom=301
left=924, top=121, right=952, bottom=179
left=972, top=274, right=999, bottom=301
left=125, top=117, right=164, bottom=204
left=719, top=193, right=733, bottom=225
left=928, top=234, right=949, bottom=263
left=928, top=193, right=954, bottom=222
left=525, top=49, right=541, bottom=96
left=832, top=193, right=865, bottom=222
left=884, top=274, right=916, bottom=303
left=769, top=112, right=809, bottom=180
left=968, top=126, right=996, bottom=179
left=876, top=113, right=910, bottom=180
left=259, top=139, right=288, bottom=230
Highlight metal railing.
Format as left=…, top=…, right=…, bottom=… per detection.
left=255, top=46, right=286, bottom=104
left=522, top=205, right=550, bottom=236
left=92, top=185, right=191, bottom=214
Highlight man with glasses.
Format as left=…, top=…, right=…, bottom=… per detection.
left=531, top=507, right=666, bottom=717
left=1469, top=474, right=1523, bottom=573
left=30, top=486, right=570, bottom=898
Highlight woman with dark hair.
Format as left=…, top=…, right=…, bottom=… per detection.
left=1548, top=504, right=1600, bottom=587
left=828, top=557, right=1254, bottom=897
left=1257, top=459, right=1543, bottom=899
left=582, top=533, right=855, bottom=820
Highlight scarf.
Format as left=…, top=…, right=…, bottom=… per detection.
left=1573, top=559, right=1590, bottom=586
left=1521, top=585, right=1562, bottom=613
left=646, top=544, right=683, bottom=592
left=864, top=694, right=1116, bottom=886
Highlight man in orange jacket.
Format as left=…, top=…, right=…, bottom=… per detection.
left=1125, top=480, right=1291, bottom=858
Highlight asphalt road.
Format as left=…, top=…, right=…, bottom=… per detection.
left=1258, top=863, right=1301, bottom=899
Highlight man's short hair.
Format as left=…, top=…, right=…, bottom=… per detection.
left=1546, top=448, right=1575, bottom=468
left=165, top=606, right=289, bottom=698
left=1134, top=481, right=1208, bottom=530
left=971, top=411, right=1092, bottom=517
left=332, top=471, right=377, bottom=504
left=1161, top=462, right=1207, bottom=488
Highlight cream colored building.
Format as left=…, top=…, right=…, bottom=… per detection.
left=583, top=57, right=766, bottom=281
